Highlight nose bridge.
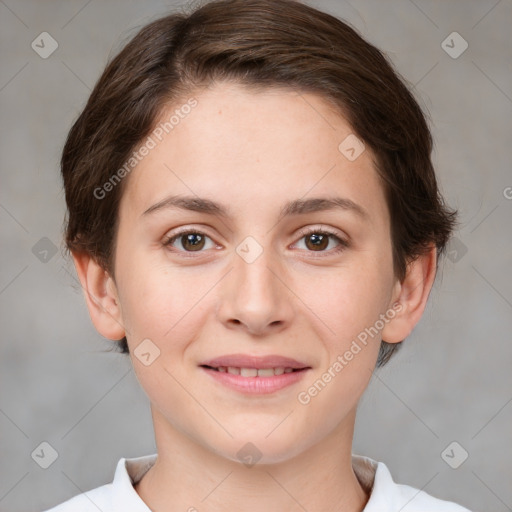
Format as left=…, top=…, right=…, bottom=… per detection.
left=217, top=235, right=293, bottom=334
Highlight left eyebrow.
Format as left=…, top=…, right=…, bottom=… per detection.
left=141, top=194, right=369, bottom=221
left=278, top=197, right=369, bottom=222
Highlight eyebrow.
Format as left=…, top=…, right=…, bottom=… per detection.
left=141, top=194, right=369, bottom=222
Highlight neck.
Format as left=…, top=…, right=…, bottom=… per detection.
left=134, top=407, right=369, bottom=512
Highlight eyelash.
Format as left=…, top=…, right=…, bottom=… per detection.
left=162, top=226, right=349, bottom=257
left=295, top=227, right=349, bottom=254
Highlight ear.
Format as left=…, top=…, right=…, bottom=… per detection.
left=381, top=245, right=437, bottom=343
left=71, top=251, right=126, bottom=341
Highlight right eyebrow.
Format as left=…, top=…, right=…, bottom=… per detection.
left=142, top=195, right=229, bottom=218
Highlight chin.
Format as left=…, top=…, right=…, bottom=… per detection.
left=209, top=432, right=311, bottom=467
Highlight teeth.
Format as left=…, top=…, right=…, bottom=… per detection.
left=257, top=368, right=275, bottom=377
left=216, top=366, right=297, bottom=377
left=240, top=368, right=258, bottom=377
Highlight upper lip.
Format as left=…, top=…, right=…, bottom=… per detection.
left=200, top=354, right=310, bottom=369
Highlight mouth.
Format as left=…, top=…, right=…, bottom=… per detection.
left=199, top=354, right=311, bottom=394
left=200, top=365, right=307, bottom=377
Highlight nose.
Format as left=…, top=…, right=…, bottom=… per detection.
left=216, top=244, right=295, bottom=337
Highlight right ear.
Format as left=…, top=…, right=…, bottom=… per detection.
left=71, top=251, right=126, bottom=341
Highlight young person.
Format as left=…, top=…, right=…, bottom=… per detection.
left=45, top=0, right=472, bottom=510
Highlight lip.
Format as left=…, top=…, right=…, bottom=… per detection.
left=199, top=353, right=311, bottom=395
left=200, top=353, right=309, bottom=370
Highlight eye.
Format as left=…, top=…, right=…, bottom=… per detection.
left=293, top=227, right=349, bottom=254
left=163, top=229, right=218, bottom=253
left=163, top=226, right=349, bottom=256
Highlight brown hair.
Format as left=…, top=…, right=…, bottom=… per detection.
left=61, top=0, right=456, bottom=366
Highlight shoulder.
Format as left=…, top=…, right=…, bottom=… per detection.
left=352, top=455, right=473, bottom=512
left=389, top=479, right=473, bottom=511
left=42, top=453, right=157, bottom=512
left=41, top=484, right=113, bottom=512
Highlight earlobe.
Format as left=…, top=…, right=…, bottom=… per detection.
left=381, top=245, right=437, bottom=344
left=71, top=251, right=126, bottom=341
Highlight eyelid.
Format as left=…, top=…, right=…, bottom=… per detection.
left=294, top=225, right=347, bottom=241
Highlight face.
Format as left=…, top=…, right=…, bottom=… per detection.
left=110, top=82, right=400, bottom=463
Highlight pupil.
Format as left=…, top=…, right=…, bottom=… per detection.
left=307, top=233, right=328, bottom=251
left=184, top=233, right=204, bottom=251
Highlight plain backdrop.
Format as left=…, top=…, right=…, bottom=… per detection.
left=0, top=1, right=511, bottom=511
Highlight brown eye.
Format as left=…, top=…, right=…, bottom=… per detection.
left=164, top=230, right=215, bottom=252
left=294, top=228, right=349, bottom=255
left=180, top=233, right=206, bottom=251
left=304, top=233, right=330, bottom=251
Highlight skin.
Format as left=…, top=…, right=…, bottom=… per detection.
left=73, top=82, right=437, bottom=512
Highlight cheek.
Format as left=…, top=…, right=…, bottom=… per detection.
left=291, top=267, right=389, bottom=431
left=116, top=255, right=220, bottom=361
left=118, top=265, right=212, bottom=408
left=296, top=259, right=393, bottom=340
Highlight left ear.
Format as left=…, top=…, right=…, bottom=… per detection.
left=381, top=245, right=437, bottom=343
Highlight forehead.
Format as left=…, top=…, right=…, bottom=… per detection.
left=120, top=82, right=388, bottom=226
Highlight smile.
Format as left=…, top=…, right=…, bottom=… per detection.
left=200, top=365, right=310, bottom=394
left=202, top=365, right=302, bottom=377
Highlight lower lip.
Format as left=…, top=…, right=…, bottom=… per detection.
left=201, top=367, right=309, bottom=394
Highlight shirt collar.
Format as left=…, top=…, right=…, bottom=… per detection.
left=112, top=453, right=157, bottom=511
left=352, top=454, right=399, bottom=510
left=112, top=452, right=397, bottom=511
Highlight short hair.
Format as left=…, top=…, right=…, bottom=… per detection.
left=61, top=0, right=457, bottom=366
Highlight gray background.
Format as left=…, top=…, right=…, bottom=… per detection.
left=0, top=0, right=511, bottom=511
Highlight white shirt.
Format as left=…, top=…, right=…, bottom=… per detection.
left=43, top=453, right=472, bottom=511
